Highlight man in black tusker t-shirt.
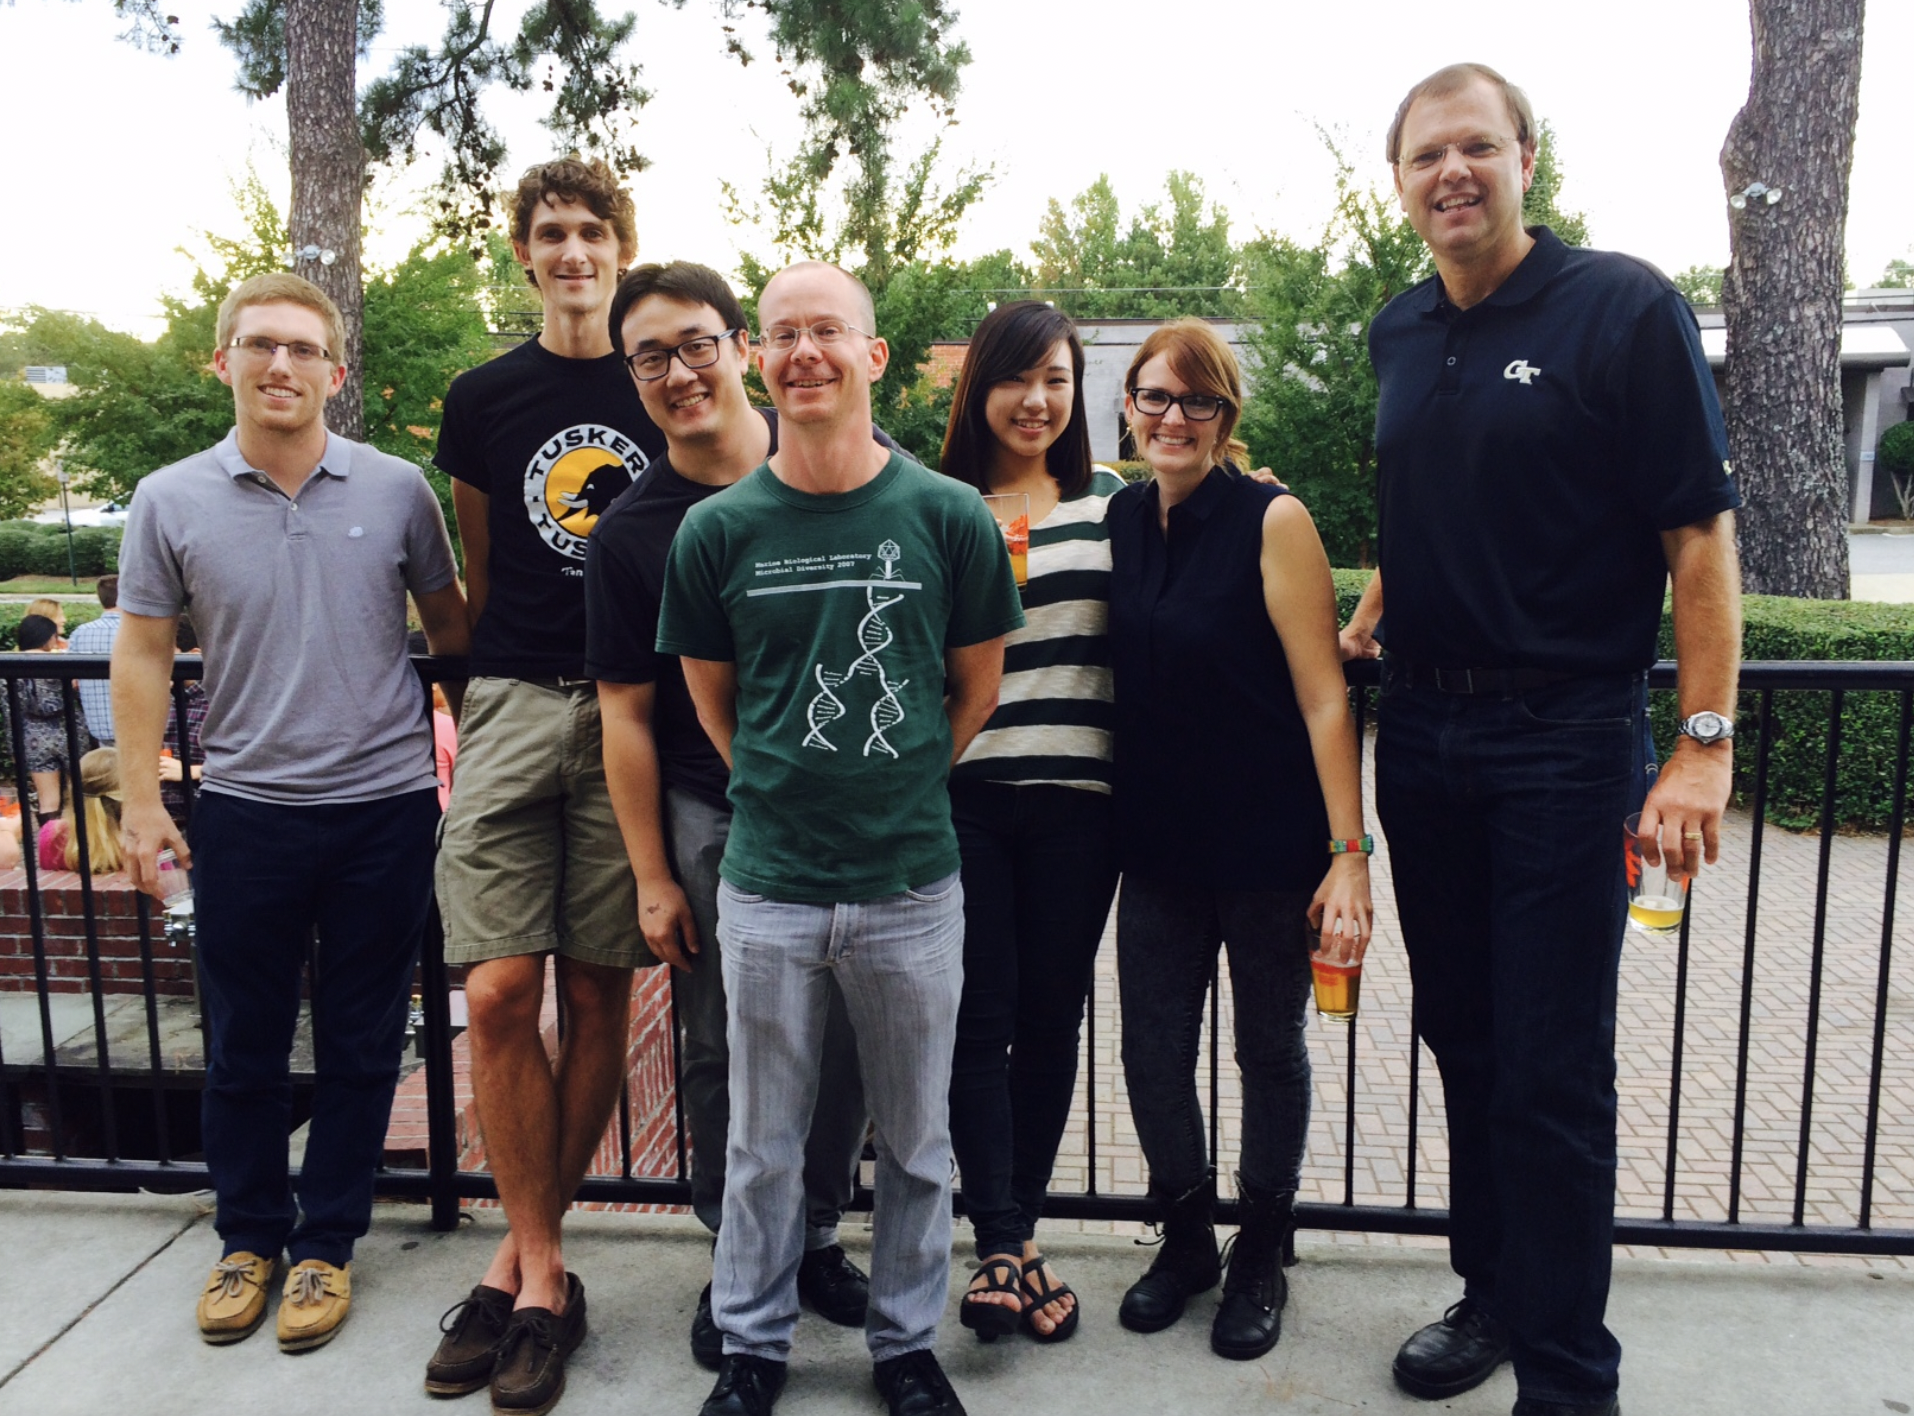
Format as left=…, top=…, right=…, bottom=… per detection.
left=586, top=260, right=884, bottom=1377
left=424, top=156, right=666, bottom=1416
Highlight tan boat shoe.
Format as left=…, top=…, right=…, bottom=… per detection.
left=197, top=1251, right=280, bottom=1345
left=276, top=1259, right=352, bottom=1352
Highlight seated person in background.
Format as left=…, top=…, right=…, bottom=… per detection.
left=38, top=746, right=125, bottom=874
left=16, top=614, right=71, bottom=818
left=160, top=616, right=207, bottom=829
left=26, top=598, right=67, bottom=643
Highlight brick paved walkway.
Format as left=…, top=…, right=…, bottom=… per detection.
left=1037, top=738, right=1913, bottom=1268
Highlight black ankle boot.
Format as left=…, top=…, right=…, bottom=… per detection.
left=1210, top=1178, right=1293, bottom=1361
left=1119, top=1171, right=1222, bottom=1333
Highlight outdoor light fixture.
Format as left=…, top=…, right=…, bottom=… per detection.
left=294, top=244, right=338, bottom=266
left=1729, top=182, right=1783, bottom=211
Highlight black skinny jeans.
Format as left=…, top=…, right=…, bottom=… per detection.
left=1117, top=876, right=1315, bottom=1197
left=948, top=780, right=1118, bottom=1258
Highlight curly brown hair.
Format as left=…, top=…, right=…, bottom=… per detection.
left=507, top=155, right=638, bottom=287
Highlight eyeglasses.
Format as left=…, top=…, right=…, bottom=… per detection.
left=228, top=335, right=334, bottom=365
left=624, top=329, right=744, bottom=382
left=759, top=320, right=869, bottom=353
left=1398, top=137, right=1513, bottom=173
left=1129, top=386, right=1228, bottom=422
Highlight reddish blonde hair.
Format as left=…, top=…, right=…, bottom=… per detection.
left=1124, top=319, right=1250, bottom=469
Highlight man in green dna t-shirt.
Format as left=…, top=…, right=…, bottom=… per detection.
left=657, top=261, right=1022, bottom=1416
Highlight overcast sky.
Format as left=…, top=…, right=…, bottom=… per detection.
left=4, top=0, right=1911, bottom=339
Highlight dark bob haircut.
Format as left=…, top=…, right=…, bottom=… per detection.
left=939, top=301, right=1093, bottom=499
left=607, top=261, right=751, bottom=358
left=16, top=614, right=57, bottom=651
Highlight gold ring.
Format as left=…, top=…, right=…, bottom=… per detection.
left=1682, top=831, right=1705, bottom=840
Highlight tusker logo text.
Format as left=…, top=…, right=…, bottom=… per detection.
left=523, top=424, right=651, bottom=559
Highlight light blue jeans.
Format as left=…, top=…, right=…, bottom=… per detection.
left=712, top=871, right=965, bottom=1364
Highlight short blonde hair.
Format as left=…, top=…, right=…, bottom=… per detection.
left=215, top=273, right=346, bottom=366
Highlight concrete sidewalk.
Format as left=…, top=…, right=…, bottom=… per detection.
left=0, top=1193, right=1909, bottom=1416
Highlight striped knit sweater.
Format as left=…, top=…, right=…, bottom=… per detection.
left=952, top=468, right=1124, bottom=791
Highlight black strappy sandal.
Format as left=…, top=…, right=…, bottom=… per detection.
left=959, top=1255, right=1025, bottom=1342
left=1019, top=1253, right=1080, bottom=1344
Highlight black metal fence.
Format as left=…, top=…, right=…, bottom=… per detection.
left=0, top=653, right=1908, bottom=1258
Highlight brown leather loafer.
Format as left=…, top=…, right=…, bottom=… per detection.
left=197, top=1251, right=279, bottom=1345
left=425, top=1282, right=515, bottom=1396
left=277, top=1259, right=352, bottom=1352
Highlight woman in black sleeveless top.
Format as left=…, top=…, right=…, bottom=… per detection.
left=1107, top=320, right=1373, bottom=1362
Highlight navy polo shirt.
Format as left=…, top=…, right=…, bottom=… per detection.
left=1371, top=227, right=1740, bottom=675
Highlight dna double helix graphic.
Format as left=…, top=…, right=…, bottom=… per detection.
left=803, top=664, right=847, bottom=751
left=852, top=588, right=908, bottom=757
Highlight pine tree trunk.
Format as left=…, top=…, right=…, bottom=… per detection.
left=1719, top=0, right=1864, bottom=598
left=286, top=0, right=366, bottom=441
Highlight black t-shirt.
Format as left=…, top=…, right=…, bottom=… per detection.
left=435, top=336, right=666, bottom=677
left=583, top=409, right=898, bottom=812
left=1370, top=227, right=1741, bottom=674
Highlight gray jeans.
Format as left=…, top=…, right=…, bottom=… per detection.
left=666, top=788, right=867, bottom=1247
left=712, top=871, right=965, bottom=1364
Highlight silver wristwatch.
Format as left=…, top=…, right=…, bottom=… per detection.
left=1677, top=710, right=1735, bottom=746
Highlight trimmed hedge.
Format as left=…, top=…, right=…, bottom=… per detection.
left=0, top=521, right=121, bottom=579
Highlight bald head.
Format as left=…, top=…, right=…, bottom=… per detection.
left=760, top=261, right=876, bottom=334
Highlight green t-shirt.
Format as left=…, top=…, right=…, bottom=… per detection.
left=657, top=453, right=1025, bottom=902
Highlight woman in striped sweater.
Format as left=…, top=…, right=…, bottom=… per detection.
left=939, top=301, right=1123, bottom=1345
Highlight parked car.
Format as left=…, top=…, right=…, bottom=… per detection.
left=31, top=501, right=128, bottom=528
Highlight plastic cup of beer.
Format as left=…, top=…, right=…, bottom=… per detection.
left=982, top=493, right=1030, bottom=588
left=1623, top=812, right=1689, bottom=939
left=1310, top=948, right=1362, bottom=1021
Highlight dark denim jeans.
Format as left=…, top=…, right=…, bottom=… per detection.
left=948, top=781, right=1118, bottom=1257
left=193, top=787, right=440, bottom=1268
left=1375, top=661, right=1653, bottom=1406
left=1116, top=876, right=1315, bottom=1197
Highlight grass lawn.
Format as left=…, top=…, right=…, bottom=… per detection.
left=0, top=576, right=101, bottom=595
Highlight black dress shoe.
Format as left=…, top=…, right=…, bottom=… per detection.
left=1393, top=1297, right=1511, bottom=1399
left=698, top=1353, right=788, bottom=1416
left=873, top=1350, right=966, bottom=1416
left=690, top=1282, right=722, bottom=1371
left=1512, top=1398, right=1619, bottom=1415
left=796, top=1244, right=870, bottom=1327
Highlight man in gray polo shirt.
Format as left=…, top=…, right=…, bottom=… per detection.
left=113, top=272, right=470, bottom=1355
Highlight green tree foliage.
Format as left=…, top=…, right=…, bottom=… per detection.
left=1878, top=420, right=1914, bottom=520
left=1030, top=173, right=1241, bottom=318
left=0, top=384, right=60, bottom=519
left=1522, top=119, right=1589, bottom=247
left=1671, top=265, right=1726, bottom=307
left=0, top=179, right=492, bottom=550
left=1873, top=255, right=1914, bottom=289
left=1237, top=150, right=1431, bottom=567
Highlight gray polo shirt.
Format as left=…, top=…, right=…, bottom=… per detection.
left=118, top=428, right=458, bottom=805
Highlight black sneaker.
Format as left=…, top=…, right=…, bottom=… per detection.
left=873, top=1350, right=966, bottom=1416
left=690, top=1282, right=722, bottom=1371
left=698, top=1353, right=788, bottom=1416
left=424, top=1283, right=514, bottom=1396
left=796, top=1244, right=869, bottom=1327
left=1392, top=1297, right=1511, bottom=1399
left=489, top=1275, right=587, bottom=1416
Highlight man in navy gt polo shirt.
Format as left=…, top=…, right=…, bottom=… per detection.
left=1340, top=64, right=1743, bottom=1416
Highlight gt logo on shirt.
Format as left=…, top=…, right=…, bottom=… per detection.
left=523, top=425, right=651, bottom=560
left=1503, top=359, right=1542, bottom=386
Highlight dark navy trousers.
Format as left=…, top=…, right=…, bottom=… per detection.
left=1376, top=662, right=1653, bottom=1406
left=193, top=787, right=440, bottom=1268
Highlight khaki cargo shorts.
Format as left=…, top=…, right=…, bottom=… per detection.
left=436, top=676, right=656, bottom=970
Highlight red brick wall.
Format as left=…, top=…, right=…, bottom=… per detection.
left=0, top=869, right=195, bottom=995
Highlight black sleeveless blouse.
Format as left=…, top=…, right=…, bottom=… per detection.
left=1108, top=466, right=1330, bottom=891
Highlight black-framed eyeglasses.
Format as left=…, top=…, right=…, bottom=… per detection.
left=759, top=320, right=870, bottom=353
left=228, top=335, right=334, bottom=365
left=624, top=329, right=744, bottom=382
left=1129, top=386, right=1228, bottom=422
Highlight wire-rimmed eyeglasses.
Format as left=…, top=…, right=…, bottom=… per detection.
left=759, top=320, right=870, bottom=353
left=228, top=335, right=334, bottom=365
